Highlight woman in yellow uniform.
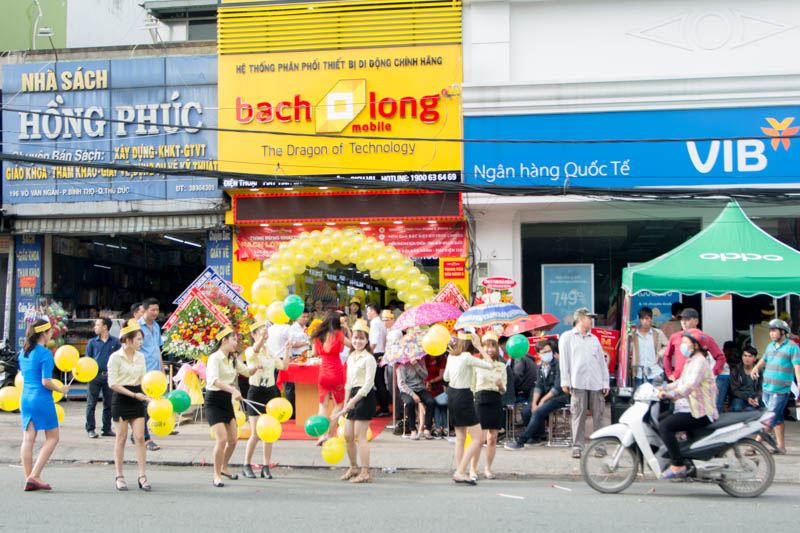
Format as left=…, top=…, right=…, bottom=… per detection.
left=205, top=326, right=253, bottom=488
left=338, top=319, right=377, bottom=484
left=470, top=331, right=507, bottom=480
left=242, top=320, right=287, bottom=479
left=108, top=320, right=150, bottom=491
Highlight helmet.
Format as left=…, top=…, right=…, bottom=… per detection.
left=768, top=319, right=790, bottom=334
left=681, top=328, right=709, bottom=351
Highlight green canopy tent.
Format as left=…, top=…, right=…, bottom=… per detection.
left=617, top=200, right=800, bottom=384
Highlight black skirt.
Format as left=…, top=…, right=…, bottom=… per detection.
left=245, top=385, right=280, bottom=417
left=475, top=390, right=504, bottom=430
left=205, top=390, right=235, bottom=427
left=447, top=386, right=479, bottom=427
left=347, top=387, right=377, bottom=421
left=111, top=385, right=146, bottom=422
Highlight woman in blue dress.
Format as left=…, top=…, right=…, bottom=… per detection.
left=18, top=319, right=70, bottom=491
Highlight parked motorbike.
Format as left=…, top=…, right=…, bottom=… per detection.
left=581, top=383, right=775, bottom=498
left=0, top=340, right=19, bottom=388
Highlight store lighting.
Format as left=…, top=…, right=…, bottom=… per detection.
left=325, top=222, right=336, bottom=226
left=284, top=187, right=294, bottom=191
left=319, top=187, right=329, bottom=190
left=292, top=223, right=303, bottom=227
left=393, top=221, right=403, bottom=225
left=260, top=223, right=270, bottom=227
left=92, top=241, right=127, bottom=250
left=427, top=220, right=437, bottom=224
left=93, top=264, right=111, bottom=270
left=359, top=221, right=369, bottom=225
left=163, top=235, right=202, bottom=248
left=249, top=188, right=259, bottom=192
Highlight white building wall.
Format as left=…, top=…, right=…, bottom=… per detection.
left=66, top=0, right=181, bottom=48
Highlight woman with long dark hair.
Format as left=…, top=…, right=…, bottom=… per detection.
left=205, top=326, right=254, bottom=487
left=470, top=332, right=507, bottom=480
left=108, top=321, right=150, bottom=491
left=312, top=311, right=352, bottom=444
left=18, top=318, right=69, bottom=491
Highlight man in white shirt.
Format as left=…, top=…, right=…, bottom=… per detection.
left=366, top=303, right=390, bottom=416
left=630, top=307, right=667, bottom=386
left=273, top=309, right=311, bottom=419
left=560, top=307, right=610, bottom=459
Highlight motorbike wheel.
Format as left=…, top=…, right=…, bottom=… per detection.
left=717, top=438, right=774, bottom=498
left=581, top=437, right=639, bottom=494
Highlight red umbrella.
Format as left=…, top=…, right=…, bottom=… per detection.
left=503, top=313, right=560, bottom=336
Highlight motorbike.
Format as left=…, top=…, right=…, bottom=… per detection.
left=0, top=339, right=19, bottom=388
left=581, top=383, right=775, bottom=498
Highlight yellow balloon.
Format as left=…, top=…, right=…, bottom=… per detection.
left=321, top=436, right=346, bottom=464
left=336, top=426, right=345, bottom=439
left=338, top=416, right=346, bottom=428
left=266, top=397, right=293, bottom=423
left=236, top=409, right=247, bottom=428
left=0, top=386, right=21, bottom=411
left=256, top=414, right=282, bottom=442
left=422, top=325, right=450, bottom=356
left=73, top=357, right=99, bottom=383
left=142, top=371, right=168, bottom=398
left=464, top=433, right=472, bottom=449
left=363, top=256, right=377, bottom=271
left=148, top=416, right=175, bottom=437
left=267, top=301, right=289, bottom=324
left=239, top=425, right=252, bottom=440
left=51, top=379, right=64, bottom=403
left=147, top=398, right=174, bottom=422
left=54, top=345, right=80, bottom=372
left=252, top=277, right=279, bottom=306
left=54, top=403, right=64, bottom=425
left=14, top=372, right=23, bottom=391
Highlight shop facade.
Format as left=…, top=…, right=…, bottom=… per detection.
left=462, top=0, right=800, bottom=344
left=1, top=51, right=225, bottom=350
left=216, top=0, right=469, bottom=310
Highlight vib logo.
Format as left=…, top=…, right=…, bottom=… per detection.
left=686, top=116, right=796, bottom=174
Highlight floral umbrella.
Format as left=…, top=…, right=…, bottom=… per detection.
left=383, top=327, right=428, bottom=365
left=503, top=313, right=560, bottom=336
left=391, top=302, right=462, bottom=331
left=454, top=303, right=528, bottom=330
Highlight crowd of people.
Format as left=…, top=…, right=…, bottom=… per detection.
left=13, top=294, right=800, bottom=491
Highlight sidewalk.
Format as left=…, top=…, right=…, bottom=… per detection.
left=2, top=401, right=799, bottom=483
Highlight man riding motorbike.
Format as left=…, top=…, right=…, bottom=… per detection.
left=658, top=328, right=719, bottom=479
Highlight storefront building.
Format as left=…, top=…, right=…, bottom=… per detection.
left=216, top=0, right=469, bottom=311
left=463, top=0, right=800, bottom=343
left=1, top=50, right=225, bottom=350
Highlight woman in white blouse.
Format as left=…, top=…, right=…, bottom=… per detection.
left=335, top=319, right=377, bottom=484
left=107, top=321, right=150, bottom=491
left=242, top=320, right=287, bottom=480
left=443, top=331, right=494, bottom=486
left=205, top=325, right=254, bottom=488
left=470, top=331, right=507, bottom=480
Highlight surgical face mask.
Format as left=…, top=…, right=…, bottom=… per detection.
left=540, top=351, right=553, bottom=364
left=680, top=344, right=692, bottom=357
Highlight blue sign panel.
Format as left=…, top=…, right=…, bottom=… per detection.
left=2, top=56, right=219, bottom=203
left=14, top=235, right=43, bottom=349
left=173, top=266, right=249, bottom=310
left=630, top=291, right=681, bottom=328
left=465, top=106, right=800, bottom=188
left=541, top=264, right=594, bottom=335
left=206, top=228, right=233, bottom=282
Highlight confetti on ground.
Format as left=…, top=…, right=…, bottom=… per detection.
left=497, top=493, right=525, bottom=500
left=551, top=484, right=572, bottom=492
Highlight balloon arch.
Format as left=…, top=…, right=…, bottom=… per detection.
left=249, top=227, right=435, bottom=319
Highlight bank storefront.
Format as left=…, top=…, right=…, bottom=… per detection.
left=465, top=105, right=800, bottom=343
left=2, top=55, right=224, bottom=349
left=216, top=0, right=469, bottom=311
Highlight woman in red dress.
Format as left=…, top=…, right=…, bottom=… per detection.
left=311, top=312, right=352, bottom=444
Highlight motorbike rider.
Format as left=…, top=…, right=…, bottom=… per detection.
left=657, top=328, right=719, bottom=479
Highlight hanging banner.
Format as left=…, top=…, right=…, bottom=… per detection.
left=236, top=223, right=467, bottom=261
left=592, top=327, right=621, bottom=375
left=14, top=235, right=43, bottom=349
left=438, top=259, right=469, bottom=302
left=173, top=267, right=249, bottom=310
left=206, top=228, right=233, bottom=282
left=541, top=264, right=594, bottom=335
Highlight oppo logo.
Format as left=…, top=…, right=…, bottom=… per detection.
left=699, top=252, right=783, bottom=262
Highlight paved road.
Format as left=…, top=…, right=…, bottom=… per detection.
left=2, top=464, right=798, bottom=532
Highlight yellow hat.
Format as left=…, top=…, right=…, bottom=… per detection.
left=249, top=319, right=267, bottom=333
left=457, top=331, right=472, bottom=341
left=481, top=331, right=499, bottom=343
left=215, top=325, right=234, bottom=341
left=349, top=297, right=361, bottom=305
left=33, top=321, right=52, bottom=334
left=352, top=319, right=370, bottom=334
left=120, top=319, right=141, bottom=337
left=380, top=309, right=394, bottom=320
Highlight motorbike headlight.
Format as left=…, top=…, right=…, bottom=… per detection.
left=633, top=382, right=657, bottom=401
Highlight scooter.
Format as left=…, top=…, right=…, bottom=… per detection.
left=0, top=340, right=18, bottom=389
left=580, top=383, right=775, bottom=498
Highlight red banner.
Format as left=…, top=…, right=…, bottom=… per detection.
left=236, top=223, right=467, bottom=261
left=592, top=327, right=620, bottom=374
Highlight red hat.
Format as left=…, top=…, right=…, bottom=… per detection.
left=682, top=328, right=709, bottom=350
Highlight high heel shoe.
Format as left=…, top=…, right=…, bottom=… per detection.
left=115, top=476, right=128, bottom=491
left=137, top=475, right=151, bottom=491
left=24, top=478, right=51, bottom=491
left=213, top=479, right=225, bottom=488
left=260, top=465, right=273, bottom=479
left=242, top=464, right=256, bottom=479
left=220, top=471, right=239, bottom=480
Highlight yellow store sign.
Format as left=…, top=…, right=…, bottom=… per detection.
left=219, top=45, right=462, bottom=182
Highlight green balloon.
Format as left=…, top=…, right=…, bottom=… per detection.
left=304, top=414, right=330, bottom=438
left=506, top=334, right=529, bottom=360
left=168, top=389, right=191, bottom=414
left=284, top=294, right=305, bottom=321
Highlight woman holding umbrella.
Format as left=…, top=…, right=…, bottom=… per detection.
left=444, top=331, right=495, bottom=485
left=471, top=331, right=507, bottom=480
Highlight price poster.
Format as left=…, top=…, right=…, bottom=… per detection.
left=541, top=264, right=594, bottom=335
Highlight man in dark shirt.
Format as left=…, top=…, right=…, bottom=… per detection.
left=510, top=344, right=538, bottom=426
left=505, top=339, right=569, bottom=449
left=85, top=317, right=121, bottom=438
